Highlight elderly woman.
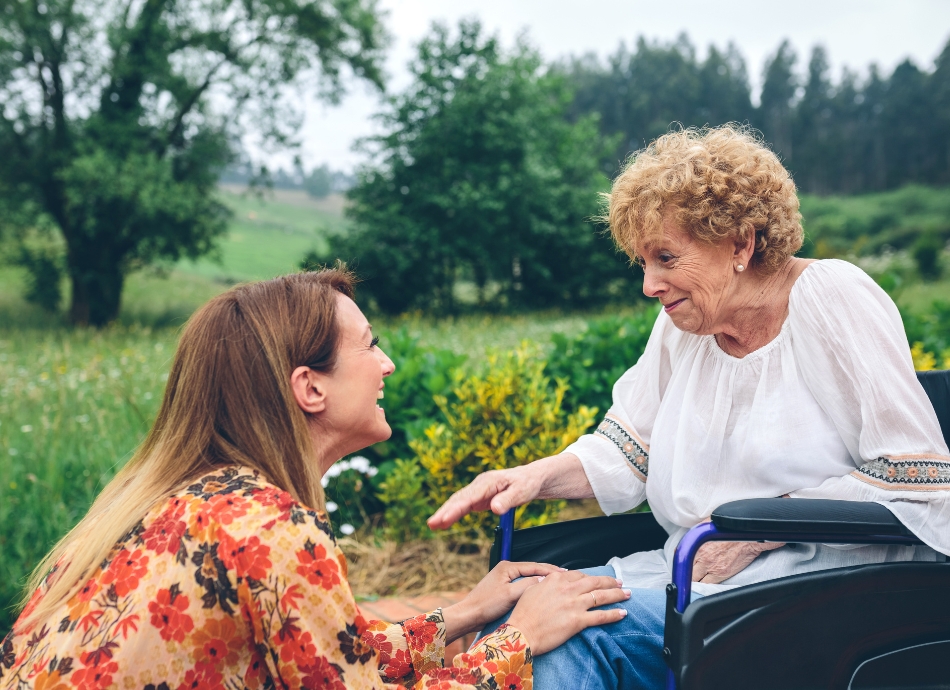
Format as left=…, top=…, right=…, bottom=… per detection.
left=0, top=269, right=629, bottom=690
left=428, top=125, right=950, bottom=689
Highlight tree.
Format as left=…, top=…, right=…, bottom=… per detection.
left=757, top=40, right=798, bottom=162
left=793, top=46, right=835, bottom=193
left=563, top=33, right=950, bottom=195
left=326, top=20, right=634, bottom=314
left=561, top=35, right=753, bottom=170
left=304, top=165, right=334, bottom=198
left=0, top=0, right=386, bottom=325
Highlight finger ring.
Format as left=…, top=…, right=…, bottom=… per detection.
left=590, top=591, right=597, bottom=607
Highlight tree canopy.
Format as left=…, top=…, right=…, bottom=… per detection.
left=0, top=0, right=386, bottom=325
left=324, top=20, right=637, bottom=314
left=561, top=34, right=950, bottom=194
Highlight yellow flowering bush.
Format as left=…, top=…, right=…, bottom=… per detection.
left=911, top=342, right=950, bottom=371
left=381, top=344, right=597, bottom=540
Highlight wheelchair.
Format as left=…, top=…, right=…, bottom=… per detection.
left=490, top=369, right=950, bottom=689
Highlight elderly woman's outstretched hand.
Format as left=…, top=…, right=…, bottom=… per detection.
left=427, top=452, right=594, bottom=530
left=427, top=465, right=542, bottom=530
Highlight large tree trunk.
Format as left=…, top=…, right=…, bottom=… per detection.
left=68, top=262, right=125, bottom=327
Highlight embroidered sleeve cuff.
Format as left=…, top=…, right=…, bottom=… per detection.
left=566, top=429, right=648, bottom=515
left=852, top=455, right=950, bottom=490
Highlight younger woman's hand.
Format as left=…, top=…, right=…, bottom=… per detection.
left=506, top=570, right=630, bottom=656
left=441, top=561, right=565, bottom=643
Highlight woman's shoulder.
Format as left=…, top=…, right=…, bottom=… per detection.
left=790, top=259, right=894, bottom=314
left=138, top=465, right=338, bottom=555
left=794, top=258, right=877, bottom=290
left=788, top=258, right=906, bottom=343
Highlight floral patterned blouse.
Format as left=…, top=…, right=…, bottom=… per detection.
left=0, top=467, right=533, bottom=690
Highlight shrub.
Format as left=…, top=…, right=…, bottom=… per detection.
left=387, top=344, right=597, bottom=540
left=376, top=459, right=433, bottom=542
left=902, top=301, right=950, bottom=356
left=546, top=305, right=660, bottom=412
left=322, top=456, right=383, bottom=538
left=911, top=232, right=945, bottom=280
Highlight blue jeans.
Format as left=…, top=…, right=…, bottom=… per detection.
left=480, top=566, right=693, bottom=690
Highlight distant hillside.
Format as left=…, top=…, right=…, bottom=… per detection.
left=217, top=184, right=347, bottom=217
left=174, top=186, right=349, bottom=283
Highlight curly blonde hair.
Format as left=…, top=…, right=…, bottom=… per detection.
left=607, top=124, right=803, bottom=274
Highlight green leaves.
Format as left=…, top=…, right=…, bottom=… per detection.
left=0, top=0, right=387, bottom=324
left=547, top=306, right=660, bottom=413
left=328, top=19, right=637, bottom=315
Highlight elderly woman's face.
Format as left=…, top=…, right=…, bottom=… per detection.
left=637, top=218, right=739, bottom=335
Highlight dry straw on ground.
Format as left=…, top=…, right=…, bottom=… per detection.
left=338, top=500, right=604, bottom=599
left=340, top=537, right=491, bottom=599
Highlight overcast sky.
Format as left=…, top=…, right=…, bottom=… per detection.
left=269, top=0, right=950, bottom=172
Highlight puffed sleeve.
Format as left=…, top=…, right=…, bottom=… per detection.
left=788, top=259, right=950, bottom=555
left=228, top=486, right=533, bottom=689
left=563, top=309, right=677, bottom=515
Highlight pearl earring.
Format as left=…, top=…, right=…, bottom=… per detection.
left=736, top=264, right=745, bottom=272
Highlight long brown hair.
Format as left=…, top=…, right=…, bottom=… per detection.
left=18, top=268, right=354, bottom=630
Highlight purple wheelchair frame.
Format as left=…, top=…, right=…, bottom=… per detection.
left=497, top=508, right=921, bottom=690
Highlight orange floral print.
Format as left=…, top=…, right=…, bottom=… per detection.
left=299, top=656, right=347, bottom=690
left=0, top=466, right=533, bottom=690
left=147, top=586, right=194, bottom=642
left=30, top=668, right=69, bottom=690
left=217, top=532, right=271, bottom=581
left=381, top=647, right=413, bottom=681
left=191, top=617, right=242, bottom=667
left=141, top=500, right=187, bottom=557
left=196, top=494, right=249, bottom=527
left=71, top=656, right=117, bottom=690
left=178, top=660, right=222, bottom=690
left=294, top=542, right=341, bottom=590
left=404, top=617, right=439, bottom=651
left=99, top=549, right=148, bottom=598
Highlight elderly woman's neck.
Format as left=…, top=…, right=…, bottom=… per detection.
left=715, top=258, right=812, bottom=358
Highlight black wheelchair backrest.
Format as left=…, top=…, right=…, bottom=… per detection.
left=917, top=370, right=950, bottom=447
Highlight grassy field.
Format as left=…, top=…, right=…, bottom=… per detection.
left=1, top=185, right=949, bottom=636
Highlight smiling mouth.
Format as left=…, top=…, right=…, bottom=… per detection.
left=376, top=389, right=384, bottom=411
left=664, top=298, right=686, bottom=313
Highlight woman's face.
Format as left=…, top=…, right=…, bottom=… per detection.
left=637, top=218, right=740, bottom=335
left=310, top=294, right=395, bottom=461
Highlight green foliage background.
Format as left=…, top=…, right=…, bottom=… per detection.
left=324, top=20, right=637, bottom=315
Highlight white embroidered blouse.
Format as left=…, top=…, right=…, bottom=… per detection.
left=564, top=259, right=950, bottom=595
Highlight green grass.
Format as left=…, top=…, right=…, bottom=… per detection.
left=0, top=326, right=172, bottom=634
left=799, top=185, right=950, bottom=258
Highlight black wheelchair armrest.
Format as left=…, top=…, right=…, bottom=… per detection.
left=488, top=511, right=668, bottom=570
left=711, top=498, right=916, bottom=537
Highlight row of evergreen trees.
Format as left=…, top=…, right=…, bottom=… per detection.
left=562, top=35, right=950, bottom=194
